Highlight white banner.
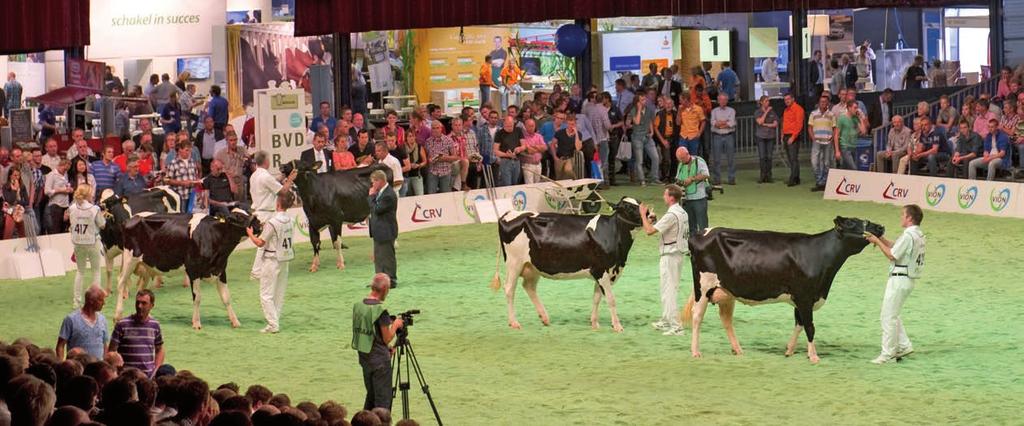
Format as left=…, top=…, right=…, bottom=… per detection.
left=824, top=170, right=1023, bottom=218
left=255, top=88, right=308, bottom=170
left=88, top=0, right=226, bottom=59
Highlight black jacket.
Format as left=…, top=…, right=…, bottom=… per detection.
left=809, top=60, right=822, bottom=87
left=868, top=100, right=893, bottom=130
left=368, top=185, right=398, bottom=242
left=192, top=128, right=225, bottom=157
left=844, top=65, right=858, bottom=90
left=300, top=148, right=334, bottom=172
left=658, top=80, right=683, bottom=104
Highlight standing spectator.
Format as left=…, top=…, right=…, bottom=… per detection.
left=493, top=116, right=525, bottom=186
left=709, top=94, right=737, bottom=186
left=677, top=93, right=704, bottom=158
left=165, top=142, right=200, bottom=211
left=754, top=96, right=778, bottom=182
left=114, top=157, right=147, bottom=197
left=134, top=119, right=165, bottom=157
left=553, top=115, right=583, bottom=179
left=143, top=74, right=158, bottom=98
left=38, top=103, right=58, bottom=143
left=90, top=146, right=120, bottom=197
left=479, top=55, right=494, bottom=108
left=153, top=74, right=179, bottom=112
left=518, top=118, right=546, bottom=184
left=309, top=101, right=337, bottom=139
left=447, top=118, right=468, bottom=191
left=214, top=133, right=248, bottom=202
left=207, top=85, right=228, bottom=131
left=160, top=92, right=183, bottom=137
left=203, top=160, right=236, bottom=217
left=654, top=95, right=678, bottom=181
left=2, top=167, right=30, bottom=238
left=300, top=133, right=333, bottom=174
left=935, top=95, right=959, bottom=135
left=194, top=116, right=223, bottom=174
left=973, top=100, right=997, bottom=139
left=949, top=121, right=983, bottom=178
left=716, top=62, right=739, bottom=101
left=539, top=111, right=566, bottom=180
left=875, top=115, right=912, bottom=174
left=638, top=185, right=689, bottom=337
left=641, top=63, right=662, bottom=91
left=352, top=274, right=404, bottom=412
left=903, top=55, right=927, bottom=90
left=368, top=171, right=399, bottom=287
left=968, top=119, right=1010, bottom=180
left=868, top=89, right=894, bottom=130
left=781, top=94, right=805, bottom=186
left=373, top=142, right=404, bottom=195
left=401, top=131, right=427, bottom=196
left=423, top=121, right=458, bottom=193
left=674, top=147, right=710, bottom=236
left=113, top=139, right=136, bottom=172
left=587, top=93, right=613, bottom=186
left=57, top=285, right=108, bottom=360
left=4, top=72, right=22, bottom=116
left=41, top=138, right=62, bottom=171
left=905, top=117, right=949, bottom=177
left=929, top=59, right=948, bottom=88
left=809, top=50, right=826, bottom=98
left=247, top=191, right=296, bottom=334
left=44, top=160, right=73, bottom=234
left=837, top=101, right=868, bottom=170
left=68, top=183, right=105, bottom=308
left=573, top=109, right=597, bottom=179
left=630, top=94, right=659, bottom=185
left=808, top=96, right=837, bottom=191
left=27, top=148, right=49, bottom=228
left=67, top=129, right=97, bottom=161
left=109, top=289, right=164, bottom=378
left=452, top=117, right=480, bottom=190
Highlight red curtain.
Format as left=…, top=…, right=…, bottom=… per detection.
left=295, top=0, right=973, bottom=36
left=0, top=0, right=90, bottom=55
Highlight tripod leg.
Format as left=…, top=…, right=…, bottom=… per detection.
left=403, top=341, right=443, bottom=425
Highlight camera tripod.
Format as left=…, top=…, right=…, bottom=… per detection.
left=391, top=331, right=442, bottom=425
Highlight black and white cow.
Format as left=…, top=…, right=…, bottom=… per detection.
left=684, top=216, right=885, bottom=363
left=113, top=209, right=259, bottom=329
left=493, top=197, right=656, bottom=332
left=280, top=160, right=391, bottom=272
left=98, top=187, right=181, bottom=293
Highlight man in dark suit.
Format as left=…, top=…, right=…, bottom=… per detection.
left=193, top=115, right=224, bottom=174
left=299, top=132, right=334, bottom=173
left=868, top=88, right=895, bottom=130
left=809, top=50, right=825, bottom=99
left=368, top=170, right=398, bottom=288
left=658, top=69, right=683, bottom=104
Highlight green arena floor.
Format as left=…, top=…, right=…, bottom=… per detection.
left=2, top=168, right=1022, bottom=425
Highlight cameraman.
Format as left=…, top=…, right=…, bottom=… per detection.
left=674, top=147, right=710, bottom=236
left=351, top=273, right=404, bottom=411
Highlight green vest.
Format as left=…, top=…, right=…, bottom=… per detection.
left=675, top=158, right=705, bottom=196
left=351, top=301, right=386, bottom=354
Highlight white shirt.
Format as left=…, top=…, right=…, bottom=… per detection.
left=201, top=130, right=218, bottom=159
left=249, top=167, right=282, bottom=213
left=42, top=153, right=62, bottom=171
left=313, top=149, right=328, bottom=173
left=653, top=204, right=689, bottom=255
left=69, top=201, right=105, bottom=245
left=260, top=212, right=294, bottom=262
left=891, top=225, right=925, bottom=278
left=379, top=154, right=403, bottom=183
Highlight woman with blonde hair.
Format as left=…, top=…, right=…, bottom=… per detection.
left=68, top=184, right=106, bottom=307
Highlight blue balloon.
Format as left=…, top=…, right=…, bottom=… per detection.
left=555, top=24, right=588, bottom=57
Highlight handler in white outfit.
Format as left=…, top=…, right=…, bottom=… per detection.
left=865, top=204, right=926, bottom=364
left=640, top=185, right=690, bottom=336
left=249, top=151, right=296, bottom=279
left=68, top=184, right=106, bottom=308
left=247, top=191, right=296, bottom=334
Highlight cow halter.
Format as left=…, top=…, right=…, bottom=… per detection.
left=614, top=210, right=642, bottom=227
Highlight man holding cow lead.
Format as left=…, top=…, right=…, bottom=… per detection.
left=640, top=185, right=689, bottom=336
left=865, top=204, right=926, bottom=364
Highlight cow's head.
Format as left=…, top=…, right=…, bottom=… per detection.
left=612, top=197, right=655, bottom=229
left=224, top=208, right=261, bottom=235
left=280, top=159, right=322, bottom=180
left=834, top=216, right=885, bottom=238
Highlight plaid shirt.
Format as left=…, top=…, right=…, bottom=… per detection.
left=463, top=129, right=481, bottom=161
left=424, top=134, right=456, bottom=177
left=166, top=157, right=197, bottom=201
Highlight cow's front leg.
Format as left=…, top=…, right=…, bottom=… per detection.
left=330, top=225, right=345, bottom=270
left=690, top=295, right=710, bottom=358
left=504, top=264, right=522, bottom=329
left=216, top=274, right=241, bottom=328
left=190, top=277, right=202, bottom=330
left=520, top=272, right=549, bottom=326
left=785, top=308, right=804, bottom=357
left=309, top=226, right=322, bottom=273
left=799, top=305, right=819, bottom=364
left=590, top=283, right=603, bottom=330
left=715, top=290, right=743, bottom=355
left=599, top=278, right=623, bottom=333
left=113, top=254, right=141, bottom=321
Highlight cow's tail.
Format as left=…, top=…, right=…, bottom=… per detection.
left=490, top=236, right=503, bottom=292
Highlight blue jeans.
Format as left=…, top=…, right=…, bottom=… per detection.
left=497, top=158, right=521, bottom=187
left=810, top=143, right=835, bottom=186
left=597, top=140, right=609, bottom=182
left=424, top=173, right=452, bottom=194
left=710, top=133, right=735, bottom=184
left=479, top=85, right=490, bottom=108
left=632, top=134, right=660, bottom=183
left=680, top=137, right=701, bottom=157
left=683, top=197, right=708, bottom=236
left=840, top=147, right=858, bottom=170
left=405, top=176, right=423, bottom=196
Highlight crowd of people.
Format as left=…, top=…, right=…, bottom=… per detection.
left=0, top=286, right=420, bottom=426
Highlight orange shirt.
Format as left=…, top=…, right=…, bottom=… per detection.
left=333, top=150, right=356, bottom=170
left=782, top=103, right=806, bottom=136
left=501, top=63, right=524, bottom=86
left=479, top=64, right=493, bottom=86
left=678, top=105, right=705, bottom=139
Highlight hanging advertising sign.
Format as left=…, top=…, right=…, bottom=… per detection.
left=699, top=30, right=731, bottom=62
left=254, top=88, right=307, bottom=171
left=88, top=0, right=226, bottom=59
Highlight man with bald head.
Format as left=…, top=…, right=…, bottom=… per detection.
left=352, top=273, right=405, bottom=411
left=57, top=286, right=108, bottom=360
left=674, top=147, right=710, bottom=236
left=875, top=115, right=912, bottom=174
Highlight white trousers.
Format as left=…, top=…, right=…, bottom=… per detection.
left=522, top=163, right=542, bottom=184
left=659, top=253, right=685, bottom=327
left=880, top=276, right=914, bottom=357
left=259, top=259, right=289, bottom=330
left=251, top=211, right=274, bottom=277
left=73, top=243, right=103, bottom=308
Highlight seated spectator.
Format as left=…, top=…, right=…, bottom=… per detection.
left=318, top=401, right=347, bottom=425
left=973, top=99, right=997, bottom=138
left=969, top=119, right=1010, bottom=180
left=876, top=115, right=911, bottom=174
left=935, top=95, right=958, bottom=135
left=350, top=130, right=376, bottom=167
left=113, top=139, right=136, bottom=172
left=905, top=117, right=950, bottom=177
left=159, top=378, right=209, bottom=426
left=371, top=407, right=391, bottom=426
left=203, top=159, right=236, bottom=217
left=47, top=405, right=89, bottom=426
left=333, top=134, right=358, bottom=171
left=911, top=101, right=931, bottom=131
left=949, top=121, right=984, bottom=178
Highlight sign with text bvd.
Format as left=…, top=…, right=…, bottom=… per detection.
left=698, top=31, right=731, bottom=62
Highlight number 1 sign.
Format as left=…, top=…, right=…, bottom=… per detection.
left=699, top=30, right=730, bottom=62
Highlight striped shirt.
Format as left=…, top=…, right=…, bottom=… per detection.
left=110, top=315, right=163, bottom=377
left=90, top=160, right=121, bottom=194
left=808, top=109, right=836, bottom=144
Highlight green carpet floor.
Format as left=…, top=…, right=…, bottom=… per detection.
left=2, top=169, right=1022, bottom=425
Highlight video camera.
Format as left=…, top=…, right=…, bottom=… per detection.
left=394, top=309, right=420, bottom=326
left=674, top=180, right=725, bottom=201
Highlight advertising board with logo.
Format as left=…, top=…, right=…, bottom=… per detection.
left=825, top=170, right=1022, bottom=218
left=254, top=88, right=308, bottom=171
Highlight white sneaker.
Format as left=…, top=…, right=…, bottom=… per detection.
left=895, top=347, right=914, bottom=358
left=662, top=327, right=685, bottom=336
left=871, top=355, right=895, bottom=364
left=650, top=320, right=670, bottom=331
left=260, top=326, right=279, bottom=334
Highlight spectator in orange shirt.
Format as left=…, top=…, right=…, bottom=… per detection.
left=479, top=55, right=494, bottom=109
left=677, top=94, right=706, bottom=157
left=113, top=139, right=136, bottom=172
left=332, top=134, right=357, bottom=171
left=782, top=94, right=806, bottom=186
left=501, top=61, right=525, bottom=105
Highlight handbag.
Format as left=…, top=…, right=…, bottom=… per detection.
left=616, top=140, right=633, bottom=161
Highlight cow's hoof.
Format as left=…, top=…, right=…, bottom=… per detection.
left=691, top=351, right=703, bottom=359
left=336, top=261, right=346, bottom=270
left=509, top=321, right=521, bottom=330
left=231, top=321, right=241, bottom=328
left=612, top=324, right=624, bottom=333
left=732, top=347, right=744, bottom=356
left=309, top=265, right=319, bottom=273
left=192, top=323, right=202, bottom=330
left=785, top=348, right=796, bottom=357
left=590, top=321, right=599, bottom=330
left=808, top=355, right=821, bottom=364
left=540, top=316, right=550, bottom=326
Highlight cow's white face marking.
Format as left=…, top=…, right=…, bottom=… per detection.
left=137, top=212, right=156, bottom=218
left=503, top=210, right=539, bottom=221
left=230, top=208, right=250, bottom=216
left=621, top=197, right=639, bottom=206
left=99, top=189, right=115, bottom=204
left=153, top=186, right=182, bottom=213
left=703, top=227, right=717, bottom=236
left=124, top=204, right=133, bottom=217
left=188, top=214, right=208, bottom=238
left=586, top=215, right=600, bottom=231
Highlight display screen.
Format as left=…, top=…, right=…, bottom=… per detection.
left=521, top=57, right=542, bottom=76
left=177, top=57, right=211, bottom=80
left=753, top=39, right=789, bottom=74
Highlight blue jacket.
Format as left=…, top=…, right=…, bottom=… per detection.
left=475, top=124, right=495, bottom=165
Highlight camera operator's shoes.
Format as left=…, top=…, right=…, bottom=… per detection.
left=650, top=320, right=670, bottom=331
left=662, top=327, right=685, bottom=336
